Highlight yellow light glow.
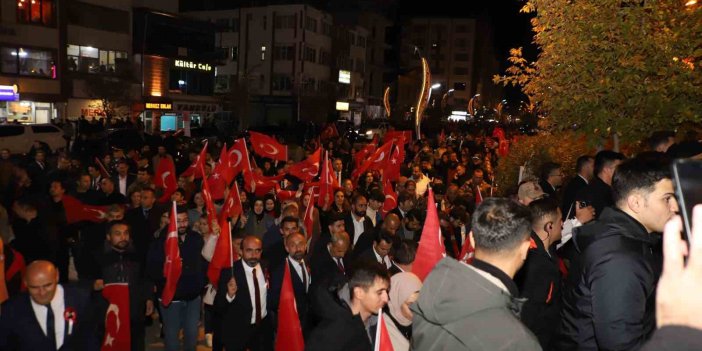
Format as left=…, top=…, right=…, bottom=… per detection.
left=151, top=92, right=162, bottom=97
left=686, top=0, right=697, bottom=6
left=383, top=86, right=391, bottom=117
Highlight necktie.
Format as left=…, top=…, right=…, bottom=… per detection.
left=252, top=268, right=261, bottom=323
left=143, top=209, right=149, bottom=219
left=301, top=261, right=308, bottom=292
left=336, top=258, right=345, bottom=274
left=46, top=305, right=56, bottom=350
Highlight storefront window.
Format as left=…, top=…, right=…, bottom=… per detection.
left=0, top=101, right=56, bottom=124
left=17, top=0, right=56, bottom=27
left=67, top=44, right=128, bottom=74
left=0, top=46, right=56, bottom=79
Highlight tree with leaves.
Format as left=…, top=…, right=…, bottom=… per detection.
left=494, top=0, right=702, bottom=143
left=83, top=74, right=135, bottom=123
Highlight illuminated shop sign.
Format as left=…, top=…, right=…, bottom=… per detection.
left=173, top=60, right=212, bottom=72
left=0, top=85, right=19, bottom=101
left=145, top=102, right=173, bottom=110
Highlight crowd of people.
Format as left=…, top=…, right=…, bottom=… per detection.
left=0, top=124, right=702, bottom=351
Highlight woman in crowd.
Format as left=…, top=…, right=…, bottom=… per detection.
left=384, top=272, right=423, bottom=351
left=243, top=197, right=275, bottom=238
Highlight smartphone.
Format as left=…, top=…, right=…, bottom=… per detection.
left=671, top=159, right=702, bottom=241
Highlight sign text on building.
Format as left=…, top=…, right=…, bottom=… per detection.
left=145, top=102, right=173, bottom=110
left=174, top=60, right=212, bottom=72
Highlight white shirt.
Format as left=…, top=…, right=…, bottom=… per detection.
left=328, top=246, right=345, bottom=270
left=227, top=263, right=268, bottom=323
left=118, top=175, right=128, bottom=196
left=351, top=215, right=365, bottom=247
left=414, top=174, right=430, bottom=196
left=366, top=208, right=378, bottom=227
left=373, top=247, right=392, bottom=269
left=288, top=257, right=310, bottom=292
left=30, top=284, right=65, bottom=349
left=578, top=174, right=589, bottom=185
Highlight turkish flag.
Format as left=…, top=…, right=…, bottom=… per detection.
left=274, top=263, right=305, bottom=351
left=384, top=130, right=412, bottom=145
left=207, top=218, right=236, bottom=287
left=381, top=179, right=397, bottom=218
left=213, top=143, right=234, bottom=185
left=354, top=136, right=377, bottom=170
left=245, top=171, right=285, bottom=197
left=352, top=141, right=393, bottom=181
left=384, top=143, right=403, bottom=182
left=161, top=202, right=182, bottom=306
left=302, top=187, right=316, bottom=240
left=154, top=156, right=177, bottom=203
left=288, top=148, right=321, bottom=181
left=62, top=195, right=111, bottom=224
left=219, top=181, right=243, bottom=223
left=199, top=163, right=219, bottom=227
left=207, top=172, right=226, bottom=201
left=101, top=283, right=130, bottom=351
left=412, top=189, right=446, bottom=281
left=94, top=157, right=111, bottom=178
left=374, top=309, right=395, bottom=351
left=317, top=151, right=339, bottom=209
left=228, top=138, right=253, bottom=179
left=249, top=131, right=288, bottom=161
left=180, top=142, right=209, bottom=178
left=458, top=236, right=475, bottom=264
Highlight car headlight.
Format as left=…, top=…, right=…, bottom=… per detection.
left=365, top=131, right=373, bottom=135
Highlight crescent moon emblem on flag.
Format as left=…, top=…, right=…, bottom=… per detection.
left=385, top=194, right=396, bottom=202
left=375, top=152, right=386, bottom=162
left=229, top=150, right=243, bottom=168
left=106, top=303, right=121, bottom=333
left=260, top=143, right=279, bottom=155
left=161, top=171, right=171, bottom=183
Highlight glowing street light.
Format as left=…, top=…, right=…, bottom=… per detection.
left=431, top=83, right=441, bottom=90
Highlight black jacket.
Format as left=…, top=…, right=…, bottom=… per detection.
left=514, top=232, right=563, bottom=349
left=306, top=284, right=372, bottom=351
left=556, top=207, right=661, bottom=350
left=641, top=326, right=702, bottom=351
left=576, top=176, right=613, bottom=220
left=561, top=175, right=588, bottom=220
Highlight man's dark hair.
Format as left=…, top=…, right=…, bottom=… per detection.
left=471, top=198, right=531, bottom=253
left=576, top=155, right=594, bottom=173
left=398, top=191, right=414, bottom=204
left=540, top=162, right=561, bottom=180
left=50, top=179, right=66, bottom=191
left=280, top=216, right=299, bottom=227
left=173, top=187, right=186, bottom=196
left=405, top=208, right=424, bottom=223
left=141, top=187, right=155, bottom=196
left=528, top=197, right=560, bottom=224
left=138, top=166, right=154, bottom=176
left=351, top=193, right=367, bottom=205
left=393, top=239, right=417, bottom=265
left=368, top=190, right=385, bottom=203
left=176, top=206, right=188, bottom=214
left=327, top=211, right=345, bottom=225
left=648, top=131, right=675, bottom=151
left=106, top=220, right=130, bottom=235
left=374, top=230, right=394, bottom=245
left=594, top=150, right=626, bottom=176
left=116, top=159, right=129, bottom=166
left=612, top=154, right=671, bottom=206
left=348, top=261, right=390, bottom=301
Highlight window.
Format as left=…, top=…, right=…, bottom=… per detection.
left=273, top=45, right=295, bottom=61
left=454, top=53, right=470, bottom=61
left=215, top=18, right=230, bottom=32
left=66, top=44, right=127, bottom=74
left=0, top=126, right=24, bottom=137
left=261, top=46, right=266, bottom=61
left=322, top=22, right=332, bottom=36
left=67, top=1, right=129, bottom=33
left=453, top=67, right=469, bottom=75
left=1, top=46, right=56, bottom=78
left=263, top=16, right=267, bottom=30
left=17, top=0, right=56, bottom=27
left=349, top=34, right=356, bottom=45
left=215, top=75, right=230, bottom=93
left=272, top=74, right=292, bottom=91
left=319, top=50, right=330, bottom=65
left=304, top=47, right=316, bottom=63
left=305, top=17, right=317, bottom=32
left=356, top=59, right=365, bottom=73
left=231, top=47, right=238, bottom=61
left=275, top=15, right=295, bottom=29
left=357, top=36, right=366, bottom=48
left=455, top=38, right=468, bottom=48
left=231, top=18, right=240, bottom=32
left=31, top=125, right=59, bottom=133
left=302, top=77, right=316, bottom=93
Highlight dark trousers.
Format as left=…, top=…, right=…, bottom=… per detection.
left=217, top=317, right=273, bottom=351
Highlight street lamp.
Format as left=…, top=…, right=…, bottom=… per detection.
left=431, top=83, right=441, bottom=90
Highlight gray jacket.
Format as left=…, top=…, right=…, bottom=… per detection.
left=411, top=258, right=541, bottom=351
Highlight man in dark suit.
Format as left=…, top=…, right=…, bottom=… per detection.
left=262, top=216, right=299, bottom=271
left=344, top=194, right=374, bottom=253
left=92, top=178, right=126, bottom=205
left=310, top=231, right=350, bottom=287
left=355, top=230, right=394, bottom=269
left=268, top=233, right=311, bottom=333
left=125, top=188, right=164, bottom=264
left=0, top=261, right=99, bottom=351
left=538, top=162, right=563, bottom=200
left=214, top=235, right=272, bottom=351
left=111, top=159, right=135, bottom=199
left=575, top=150, right=626, bottom=219
left=332, top=158, right=348, bottom=184
left=561, top=156, right=594, bottom=220
left=389, top=191, right=416, bottom=220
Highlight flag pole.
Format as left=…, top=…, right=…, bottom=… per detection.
left=229, top=221, right=234, bottom=276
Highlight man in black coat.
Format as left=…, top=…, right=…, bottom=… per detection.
left=125, top=188, right=164, bottom=265
left=515, top=198, right=564, bottom=349
left=344, top=194, right=374, bottom=252
left=84, top=221, right=154, bottom=351
left=310, top=231, right=350, bottom=287
left=556, top=155, right=679, bottom=350
left=561, top=155, right=593, bottom=220
left=306, top=261, right=390, bottom=351
left=538, top=162, right=563, bottom=200
left=0, top=261, right=100, bottom=351
left=268, top=233, right=311, bottom=333
left=91, top=178, right=126, bottom=206
left=355, top=230, right=394, bottom=270
left=575, top=150, right=625, bottom=219
left=214, top=235, right=272, bottom=351
left=262, top=216, right=299, bottom=271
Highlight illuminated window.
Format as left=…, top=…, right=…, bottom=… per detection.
left=1, top=46, right=56, bottom=79
left=17, top=0, right=56, bottom=27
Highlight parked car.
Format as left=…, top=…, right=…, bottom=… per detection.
left=0, top=124, right=64, bottom=154
left=357, top=120, right=391, bottom=141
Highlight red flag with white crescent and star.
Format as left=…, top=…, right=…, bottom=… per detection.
left=288, top=148, right=321, bottom=181
left=101, top=283, right=130, bottom=351
left=228, top=138, right=252, bottom=179
left=62, top=195, right=112, bottom=224
left=249, top=131, right=288, bottom=161
left=381, top=179, right=397, bottom=218
left=317, top=151, right=339, bottom=209
left=352, top=140, right=393, bottom=181
left=154, top=156, right=177, bottom=203
left=161, top=202, right=182, bottom=306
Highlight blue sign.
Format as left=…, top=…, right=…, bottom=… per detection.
left=0, top=85, right=19, bottom=101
